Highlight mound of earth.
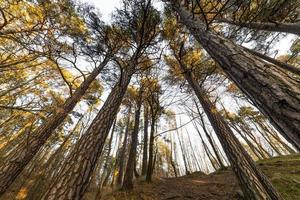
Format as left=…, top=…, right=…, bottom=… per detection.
left=102, top=154, right=300, bottom=200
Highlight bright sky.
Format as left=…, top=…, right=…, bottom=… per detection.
left=84, top=0, right=121, bottom=22
left=83, top=0, right=294, bottom=54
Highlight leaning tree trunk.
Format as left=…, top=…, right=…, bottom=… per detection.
left=41, top=68, right=133, bottom=200
left=256, top=121, right=296, bottom=154
left=243, top=47, right=300, bottom=76
left=218, top=18, right=300, bottom=36
left=230, top=123, right=266, bottom=160
left=141, top=104, right=149, bottom=176
left=169, top=2, right=300, bottom=151
left=0, top=57, right=110, bottom=195
left=195, top=104, right=226, bottom=168
left=177, top=58, right=283, bottom=199
left=194, top=122, right=218, bottom=171
left=122, top=89, right=143, bottom=190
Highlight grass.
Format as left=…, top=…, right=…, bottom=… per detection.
left=257, top=154, right=300, bottom=200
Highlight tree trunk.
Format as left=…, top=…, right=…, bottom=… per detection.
left=176, top=57, right=283, bottom=199
left=41, top=68, right=133, bottom=200
left=257, top=121, right=296, bottom=154
left=141, top=104, right=149, bottom=176
left=146, top=116, right=156, bottom=182
left=27, top=115, right=84, bottom=200
left=0, top=57, right=110, bottom=195
left=170, top=133, right=178, bottom=177
left=170, top=2, right=300, bottom=151
left=219, top=19, right=300, bottom=36
left=195, top=103, right=226, bottom=168
left=134, top=158, right=140, bottom=178
left=122, top=89, right=143, bottom=190
left=243, top=47, right=300, bottom=76
left=186, top=129, right=201, bottom=170
left=101, top=118, right=117, bottom=188
left=229, top=121, right=265, bottom=160
left=238, top=123, right=271, bottom=158
left=191, top=118, right=218, bottom=170
left=251, top=122, right=283, bottom=156
left=176, top=126, right=191, bottom=175
left=116, top=106, right=132, bottom=186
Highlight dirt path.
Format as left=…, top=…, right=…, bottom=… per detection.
left=102, top=171, right=242, bottom=200
left=102, top=154, right=300, bottom=200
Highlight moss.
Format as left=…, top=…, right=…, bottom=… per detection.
left=257, top=154, right=300, bottom=200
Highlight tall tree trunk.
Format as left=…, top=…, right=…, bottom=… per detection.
left=186, top=129, right=201, bottom=171
left=141, top=104, right=149, bottom=176
left=191, top=118, right=219, bottom=170
left=229, top=121, right=266, bottom=160
left=238, top=123, right=271, bottom=158
left=134, top=158, right=140, bottom=178
left=170, top=133, right=179, bottom=177
left=258, top=121, right=295, bottom=154
left=169, top=1, right=300, bottom=151
left=146, top=115, right=156, bottom=182
left=251, top=122, right=283, bottom=156
left=41, top=68, right=133, bottom=200
left=0, top=57, right=110, bottom=195
left=122, top=89, right=143, bottom=190
left=176, top=126, right=191, bottom=175
left=101, top=118, right=117, bottom=188
left=170, top=147, right=178, bottom=177
left=195, top=103, right=226, bottom=168
left=176, top=57, right=283, bottom=199
left=116, top=106, right=132, bottom=186
left=218, top=18, right=300, bottom=36
left=27, top=115, right=84, bottom=200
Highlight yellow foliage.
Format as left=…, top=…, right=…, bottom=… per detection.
left=16, top=187, right=28, bottom=200
left=226, top=83, right=239, bottom=94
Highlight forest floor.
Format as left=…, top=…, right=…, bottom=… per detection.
left=102, top=154, right=300, bottom=200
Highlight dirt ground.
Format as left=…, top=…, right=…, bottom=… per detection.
left=101, top=154, right=300, bottom=200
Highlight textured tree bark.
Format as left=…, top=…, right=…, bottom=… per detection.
left=116, top=106, right=131, bottom=187
left=0, top=57, right=110, bottom=195
left=141, top=104, right=149, bottom=176
left=41, top=68, right=133, bottom=200
left=169, top=2, right=300, bottom=151
left=122, top=89, right=143, bottom=190
left=218, top=19, right=300, bottom=36
left=243, top=47, right=300, bottom=76
left=27, top=116, right=84, bottom=200
left=177, top=57, right=283, bottom=199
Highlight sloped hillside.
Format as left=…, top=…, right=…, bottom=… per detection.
left=102, top=154, right=300, bottom=200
